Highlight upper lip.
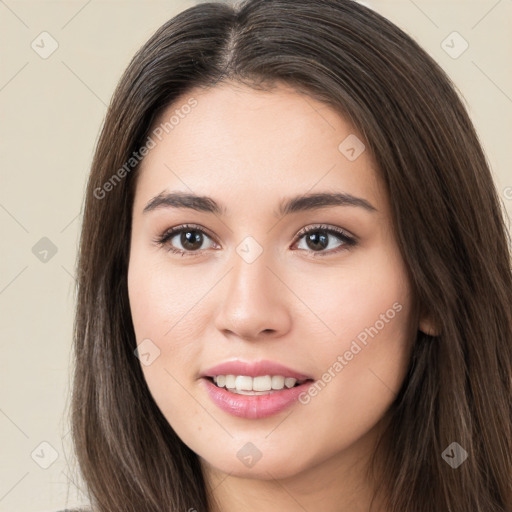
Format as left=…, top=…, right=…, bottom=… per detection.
left=200, top=359, right=313, bottom=380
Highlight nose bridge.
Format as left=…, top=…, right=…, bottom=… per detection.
left=213, top=238, right=291, bottom=338
left=227, top=239, right=278, bottom=307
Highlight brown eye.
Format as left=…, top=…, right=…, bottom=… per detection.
left=156, top=224, right=217, bottom=256
left=294, top=225, right=357, bottom=256
left=302, top=231, right=330, bottom=251
left=178, top=229, right=204, bottom=251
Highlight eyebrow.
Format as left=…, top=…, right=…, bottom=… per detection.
left=142, top=190, right=377, bottom=216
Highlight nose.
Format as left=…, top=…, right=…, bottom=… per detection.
left=213, top=247, right=292, bottom=341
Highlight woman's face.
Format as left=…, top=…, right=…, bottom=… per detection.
left=128, top=81, right=418, bottom=482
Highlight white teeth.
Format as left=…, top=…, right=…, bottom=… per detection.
left=211, top=374, right=304, bottom=393
left=284, top=377, right=297, bottom=388
left=235, top=375, right=253, bottom=391
left=253, top=375, right=272, bottom=391
left=271, top=375, right=285, bottom=389
left=225, top=375, right=236, bottom=389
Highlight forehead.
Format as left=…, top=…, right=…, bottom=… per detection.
left=134, top=81, right=386, bottom=217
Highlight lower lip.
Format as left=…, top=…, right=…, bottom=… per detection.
left=201, top=377, right=314, bottom=419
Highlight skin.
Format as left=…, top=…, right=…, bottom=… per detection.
left=127, top=81, right=436, bottom=512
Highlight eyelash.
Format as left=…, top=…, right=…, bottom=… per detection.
left=154, top=223, right=357, bottom=258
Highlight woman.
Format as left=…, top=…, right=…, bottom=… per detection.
left=68, top=0, right=512, bottom=511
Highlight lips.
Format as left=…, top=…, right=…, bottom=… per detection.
left=200, top=359, right=314, bottom=380
left=201, top=376, right=315, bottom=419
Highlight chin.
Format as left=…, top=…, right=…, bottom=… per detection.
left=199, top=448, right=309, bottom=480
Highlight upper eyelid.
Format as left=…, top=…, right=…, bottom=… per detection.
left=295, top=224, right=355, bottom=240
left=160, top=223, right=216, bottom=242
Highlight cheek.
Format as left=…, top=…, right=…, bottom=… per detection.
left=291, top=248, right=411, bottom=351
left=292, top=246, right=413, bottom=415
left=128, top=248, right=206, bottom=341
left=127, top=248, right=215, bottom=417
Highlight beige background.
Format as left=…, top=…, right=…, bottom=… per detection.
left=0, top=1, right=510, bottom=510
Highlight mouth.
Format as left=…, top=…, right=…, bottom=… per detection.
left=201, top=375, right=316, bottom=419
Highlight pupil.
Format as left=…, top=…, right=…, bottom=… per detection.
left=181, top=230, right=202, bottom=250
left=307, top=232, right=328, bottom=251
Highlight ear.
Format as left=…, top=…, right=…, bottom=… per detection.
left=418, top=310, right=440, bottom=336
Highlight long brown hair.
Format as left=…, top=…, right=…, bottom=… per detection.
left=69, top=1, right=512, bottom=510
